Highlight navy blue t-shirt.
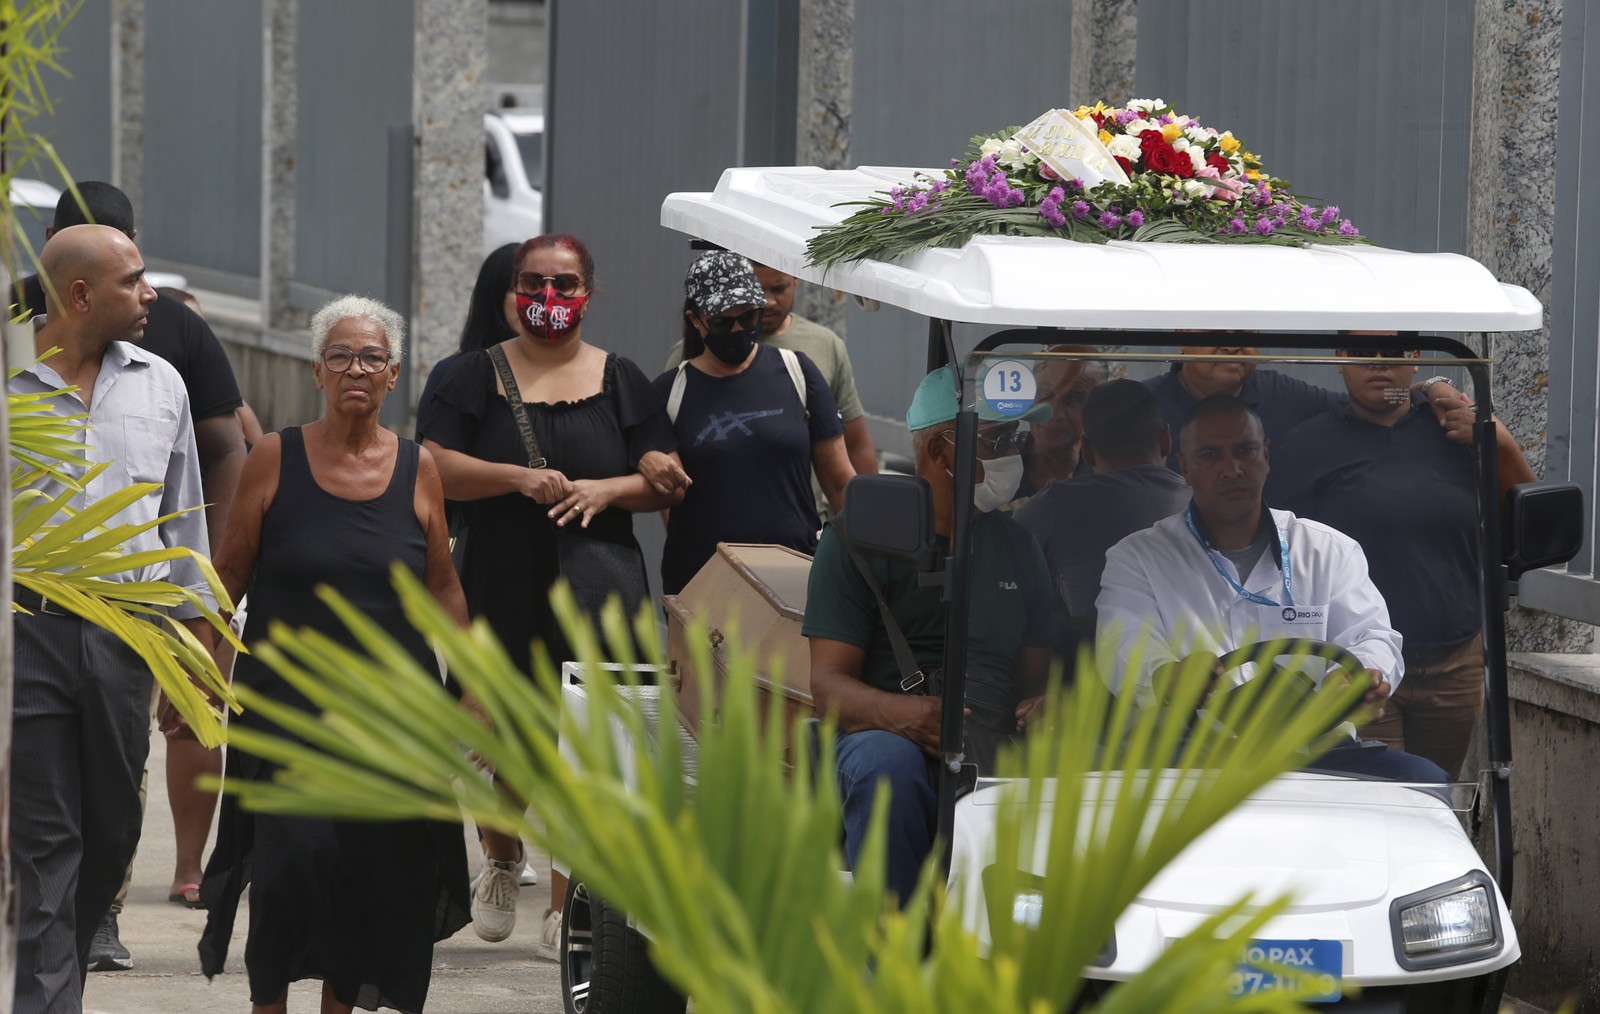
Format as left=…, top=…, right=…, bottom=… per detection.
left=1266, top=402, right=1480, bottom=654
left=654, top=345, right=844, bottom=594
left=1146, top=365, right=1344, bottom=469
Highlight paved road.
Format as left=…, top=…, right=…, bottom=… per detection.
left=82, top=733, right=566, bottom=1014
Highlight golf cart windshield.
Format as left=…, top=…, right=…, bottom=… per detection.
left=660, top=165, right=1572, bottom=891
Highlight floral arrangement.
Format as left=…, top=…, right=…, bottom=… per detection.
left=805, top=99, right=1364, bottom=268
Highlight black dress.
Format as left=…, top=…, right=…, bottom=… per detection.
left=199, top=427, right=470, bottom=1013
left=420, top=350, right=676, bottom=671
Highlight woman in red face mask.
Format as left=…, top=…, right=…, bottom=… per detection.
left=418, top=234, right=688, bottom=944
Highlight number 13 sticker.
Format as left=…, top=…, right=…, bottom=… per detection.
left=981, top=360, right=1038, bottom=418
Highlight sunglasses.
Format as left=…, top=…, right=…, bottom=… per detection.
left=1341, top=348, right=1417, bottom=360
left=516, top=272, right=586, bottom=297
left=321, top=346, right=393, bottom=374
left=703, top=308, right=762, bottom=334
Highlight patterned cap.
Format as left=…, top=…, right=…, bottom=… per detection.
left=684, top=251, right=766, bottom=317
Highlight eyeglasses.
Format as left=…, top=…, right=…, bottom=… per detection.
left=1341, top=348, right=1416, bottom=360
left=516, top=272, right=586, bottom=297
left=942, top=427, right=1019, bottom=457
left=703, top=308, right=762, bottom=334
left=320, top=346, right=393, bottom=373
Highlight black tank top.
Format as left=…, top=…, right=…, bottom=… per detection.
left=235, top=426, right=432, bottom=730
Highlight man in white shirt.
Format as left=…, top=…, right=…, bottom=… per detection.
left=10, top=225, right=215, bottom=1012
left=1095, top=394, right=1446, bottom=783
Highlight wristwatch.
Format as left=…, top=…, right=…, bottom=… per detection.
left=1419, top=376, right=1454, bottom=397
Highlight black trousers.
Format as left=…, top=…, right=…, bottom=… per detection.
left=10, top=612, right=152, bottom=1014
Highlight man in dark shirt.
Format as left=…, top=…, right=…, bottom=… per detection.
left=1015, top=380, right=1191, bottom=659
left=804, top=368, right=1055, bottom=903
left=12, top=182, right=246, bottom=970
left=1144, top=342, right=1342, bottom=468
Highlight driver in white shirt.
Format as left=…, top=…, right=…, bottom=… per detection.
left=1096, top=394, right=1447, bottom=783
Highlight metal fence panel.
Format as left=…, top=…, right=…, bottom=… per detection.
left=845, top=0, right=1076, bottom=427
left=142, top=0, right=263, bottom=278
left=1524, top=0, right=1600, bottom=607
left=28, top=0, right=113, bottom=187
left=293, top=0, right=413, bottom=298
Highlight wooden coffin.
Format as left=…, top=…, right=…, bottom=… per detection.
left=661, top=542, right=815, bottom=751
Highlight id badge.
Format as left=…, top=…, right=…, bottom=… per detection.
left=1260, top=602, right=1329, bottom=641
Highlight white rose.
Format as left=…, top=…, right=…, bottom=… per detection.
left=1184, top=127, right=1212, bottom=144
left=1187, top=147, right=1205, bottom=172
left=998, top=139, right=1026, bottom=167
left=1127, top=98, right=1153, bottom=111
left=1181, top=179, right=1208, bottom=200
left=1173, top=115, right=1192, bottom=127
left=1124, top=118, right=1154, bottom=135
left=1106, top=134, right=1142, bottom=160
left=1172, top=137, right=1191, bottom=152
left=979, top=137, right=1003, bottom=157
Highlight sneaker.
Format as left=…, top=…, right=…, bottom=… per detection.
left=86, top=915, right=133, bottom=972
left=471, top=857, right=520, bottom=942
left=540, top=907, right=562, bottom=948
left=519, top=862, right=539, bottom=887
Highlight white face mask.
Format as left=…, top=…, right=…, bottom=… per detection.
left=949, top=453, right=1025, bottom=513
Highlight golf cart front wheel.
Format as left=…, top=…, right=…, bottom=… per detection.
left=560, top=877, right=686, bottom=1014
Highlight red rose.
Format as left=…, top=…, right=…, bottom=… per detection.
left=1115, top=156, right=1133, bottom=175
left=1206, top=151, right=1231, bottom=173
left=1145, top=142, right=1194, bottom=178
left=1138, top=129, right=1167, bottom=160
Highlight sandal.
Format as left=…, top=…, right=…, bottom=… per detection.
left=167, top=883, right=204, bottom=909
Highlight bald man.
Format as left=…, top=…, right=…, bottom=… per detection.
left=10, top=225, right=214, bottom=1012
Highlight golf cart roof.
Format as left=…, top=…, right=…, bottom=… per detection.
left=661, top=167, right=1542, bottom=333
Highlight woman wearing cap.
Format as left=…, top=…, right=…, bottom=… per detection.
left=419, top=233, right=686, bottom=945
left=654, top=251, right=854, bottom=594
left=1266, top=344, right=1536, bottom=780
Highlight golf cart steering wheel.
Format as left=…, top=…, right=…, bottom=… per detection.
left=1214, top=638, right=1368, bottom=688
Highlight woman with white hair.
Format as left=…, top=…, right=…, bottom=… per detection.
left=198, top=296, right=471, bottom=1013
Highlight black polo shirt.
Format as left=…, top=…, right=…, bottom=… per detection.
left=1265, top=403, right=1479, bottom=655
left=1145, top=365, right=1343, bottom=469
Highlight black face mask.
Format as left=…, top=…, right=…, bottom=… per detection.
left=703, top=326, right=758, bottom=365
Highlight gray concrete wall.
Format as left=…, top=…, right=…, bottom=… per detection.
left=1467, top=655, right=1600, bottom=1012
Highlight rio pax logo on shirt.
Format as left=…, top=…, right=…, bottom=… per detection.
left=1280, top=606, right=1326, bottom=623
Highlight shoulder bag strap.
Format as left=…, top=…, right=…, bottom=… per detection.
left=486, top=344, right=547, bottom=469
left=831, top=515, right=926, bottom=693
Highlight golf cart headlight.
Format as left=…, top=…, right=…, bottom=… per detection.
left=1012, top=889, right=1044, bottom=931
left=1390, top=872, right=1503, bottom=970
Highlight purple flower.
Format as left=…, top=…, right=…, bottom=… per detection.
left=1041, top=204, right=1067, bottom=228
left=1048, top=186, right=1066, bottom=203
left=1126, top=209, right=1145, bottom=228
left=1255, top=218, right=1276, bottom=236
left=1321, top=205, right=1340, bottom=224
left=1338, top=220, right=1360, bottom=237
left=931, top=179, right=949, bottom=193
left=1008, top=188, right=1025, bottom=206
left=1068, top=177, right=1084, bottom=190
left=1158, top=113, right=1175, bottom=125
left=1230, top=217, right=1247, bottom=234
left=1072, top=200, right=1090, bottom=218
left=1099, top=210, right=1122, bottom=229
left=1297, top=206, right=1319, bottom=230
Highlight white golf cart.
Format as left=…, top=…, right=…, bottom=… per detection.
left=557, top=165, right=1583, bottom=1014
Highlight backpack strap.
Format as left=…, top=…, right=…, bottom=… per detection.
left=778, top=347, right=808, bottom=420
left=666, top=362, right=691, bottom=424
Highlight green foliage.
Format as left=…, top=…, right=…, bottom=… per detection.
left=218, top=567, right=1375, bottom=1012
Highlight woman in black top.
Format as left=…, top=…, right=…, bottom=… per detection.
left=199, top=296, right=470, bottom=1014
left=1268, top=345, right=1536, bottom=779
left=414, top=243, right=519, bottom=441
left=655, top=251, right=852, bottom=594
left=419, top=233, right=685, bottom=944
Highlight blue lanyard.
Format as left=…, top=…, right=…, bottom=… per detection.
left=1185, top=505, right=1293, bottom=608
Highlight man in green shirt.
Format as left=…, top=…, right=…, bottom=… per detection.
left=803, top=368, right=1055, bottom=902
left=667, top=262, right=877, bottom=520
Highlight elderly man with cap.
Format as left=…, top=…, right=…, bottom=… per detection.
left=803, top=368, right=1057, bottom=903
